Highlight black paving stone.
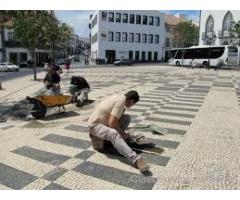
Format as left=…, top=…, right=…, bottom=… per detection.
left=130, top=108, right=147, bottom=112
left=140, top=99, right=160, bottom=103
left=163, top=127, right=187, bottom=135
left=173, top=98, right=203, bottom=103
left=73, top=161, right=157, bottom=190
left=0, top=162, right=37, bottom=189
left=146, top=138, right=180, bottom=149
left=167, top=102, right=201, bottom=107
left=146, top=117, right=191, bottom=126
left=74, top=150, right=96, bottom=160
left=12, top=146, right=70, bottom=166
left=161, top=106, right=199, bottom=112
left=156, top=87, right=180, bottom=91
left=183, top=89, right=209, bottom=94
left=188, top=85, right=211, bottom=89
left=176, top=95, right=205, bottom=100
left=64, top=125, right=89, bottom=133
left=154, top=111, right=195, bottom=118
left=43, top=183, right=70, bottom=190
left=41, top=134, right=91, bottom=149
left=141, top=153, right=170, bottom=167
left=42, top=167, right=68, bottom=181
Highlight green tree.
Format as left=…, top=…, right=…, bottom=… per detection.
left=13, top=11, right=54, bottom=80
left=230, top=20, right=240, bottom=45
left=173, top=20, right=199, bottom=48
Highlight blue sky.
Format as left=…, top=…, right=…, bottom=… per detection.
left=55, top=10, right=200, bottom=37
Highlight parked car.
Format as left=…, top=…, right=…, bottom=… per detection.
left=114, top=59, right=134, bottom=66
left=0, top=63, right=20, bottom=72
left=0, top=63, right=8, bottom=72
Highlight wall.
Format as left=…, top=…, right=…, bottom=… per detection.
left=199, top=10, right=240, bottom=45
left=90, top=10, right=165, bottom=62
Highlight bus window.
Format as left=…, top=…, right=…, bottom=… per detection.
left=209, top=47, right=225, bottom=59
left=228, top=46, right=238, bottom=54
left=170, top=50, right=177, bottom=59
left=175, top=50, right=183, bottom=59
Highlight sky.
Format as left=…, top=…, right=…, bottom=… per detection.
left=55, top=10, right=200, bottom=38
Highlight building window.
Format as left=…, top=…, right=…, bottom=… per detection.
left=129, top=51, right=133, bottom=59
left=130, top=14, right=135, bottom=24
left=206, top=15, right=214, bottom=33
left=91, top=15, right=97, bottom=29
left=154, top=52, right=158, bottom=61
left=143, top=16, right=148, bottom=25
left=123, top=13, right=128, bottom=23
left=148, top=51, right=152, bottom=61
left=129, top=33, right=134, bottom=43
left=7, top=32, right=14, bottom=41
left=136, top=33, right=141, bottom=43
left=142, top=34, right=147, bottom=43
left=116, top=13, right=121, bottom=23
left=135, top=51, right=139, bottom=60
left=149, top=16, right=154, bottom=25
left=165, top=38, right=170, bottom=47
left=102, top=11, right=107, bottom=21
left=136, top=15, right=141, bottom=24
left=155, top=17, right=160, bottom=26
left=91, top=33, right=98, bottom=44
left=154, top=35, right=159, bottom=44
left=223, top=11, right=233, bottom=32
left=148, top=34, right=153, bottom=43
left=115, top=32, right=121, bottom=42
left=142, top=51, right=146, bottom=61
left=122, top=32, right=128, bottom=42
left=109, top=12, right=114, bottom=22
left=108, top=31, right=114, bottom=41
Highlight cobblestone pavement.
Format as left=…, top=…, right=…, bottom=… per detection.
left=1, top=65, right=240, bottom=190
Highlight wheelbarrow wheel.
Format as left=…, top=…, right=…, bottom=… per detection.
left=31, top=103, right=47, bottom=119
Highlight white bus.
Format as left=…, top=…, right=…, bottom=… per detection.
left=168, top=45, right=239, bottom=68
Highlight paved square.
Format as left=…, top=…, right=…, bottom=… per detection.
left=1, top=64, right=240, bottom=189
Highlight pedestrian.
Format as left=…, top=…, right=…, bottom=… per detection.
left=0, top=81, right=3, bottom=90
left=215, top=59, right=223, bottom=71
left=87, top=90, right=150, bottom=173
left=43, top=65, right=61, bottom=95
left=65, top=57, right=71, bottom=73
left=85, top=57, right=87, bottom=65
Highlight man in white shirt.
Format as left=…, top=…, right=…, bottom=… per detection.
left=88, top=91, right=150, bottom=173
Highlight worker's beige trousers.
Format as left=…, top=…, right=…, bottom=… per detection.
left=89, top=114, right=140, bottom=164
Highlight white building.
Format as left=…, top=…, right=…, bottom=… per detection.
left=199, top=10, right=240, bottom=46
left=90, top=10, right=165, bottom=64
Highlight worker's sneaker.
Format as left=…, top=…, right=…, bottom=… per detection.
left=135, top=158, right=150, bottom=173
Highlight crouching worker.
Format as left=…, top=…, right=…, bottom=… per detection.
left=69, top=76, right=90, bottom=107
left=87, top=90, right=150, bottom=173
left=43, top=65, right=61, bottom=95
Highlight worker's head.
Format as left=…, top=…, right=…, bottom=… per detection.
left=125, top=90, right=139, bottom=108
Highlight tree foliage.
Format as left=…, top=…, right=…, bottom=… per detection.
left=172, top=20, right=199, bottom=48
left=230, top=20, right=240, bottom=45
left=11, top=11, right=73, bottom=80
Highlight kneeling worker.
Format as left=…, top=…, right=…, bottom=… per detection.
left=87, top=90, right=150, bottom=172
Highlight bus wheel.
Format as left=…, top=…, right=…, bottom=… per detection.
left=202, top=61, right=209, bottom=68
left=176, top=61, right=180, bottom=66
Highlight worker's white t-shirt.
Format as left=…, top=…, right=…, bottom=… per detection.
left=88, top=94, right=125, bottom=126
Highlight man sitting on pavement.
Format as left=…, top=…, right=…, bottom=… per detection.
left=87, top=90, right=150, bottom=173
left=43, top=65, right=61, bottom=95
